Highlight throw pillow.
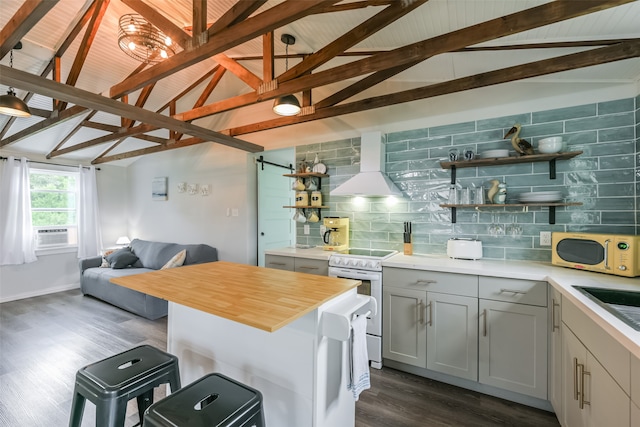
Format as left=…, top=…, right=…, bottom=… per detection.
left=106, top=247, right=140, bottom=269
left=100, top=249, right=116, bottom=268
left=161, top=249, right=187, bottom=270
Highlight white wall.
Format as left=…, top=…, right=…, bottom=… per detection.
left=125, top=142, right=257, bottom=264
left=0, top=162, right=128, bottom=302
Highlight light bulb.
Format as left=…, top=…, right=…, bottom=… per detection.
left=164, top=36, right=172, bottom=46
left=160, top=49, right=168, bottom=59
left=127, top=18, right=136, bottom=33
left=128, top=41, right=136, bottom=51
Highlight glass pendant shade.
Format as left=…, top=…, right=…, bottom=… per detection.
left=0, top=89, right=31, bottom=118
left=273, top=94, right=301, bottom=116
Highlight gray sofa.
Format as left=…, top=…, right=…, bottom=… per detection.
left=79, top=238, right=218, bottom=320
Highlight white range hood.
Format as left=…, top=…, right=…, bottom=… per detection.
left=330, top=131, right=403, bottom=197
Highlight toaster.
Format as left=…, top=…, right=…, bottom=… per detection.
left=447, top=238, right=483, bottom=260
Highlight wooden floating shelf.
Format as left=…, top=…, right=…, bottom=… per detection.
left=440, top=202, right=582, bottom=225
left=284, top=173, right=329, bottom=178
left=440, top=202, right=582, bottom=208
left=284, top=205, right=329, bottom=209
left=440, top=151, right=583, bottom=169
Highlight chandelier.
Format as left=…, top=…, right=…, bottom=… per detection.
left=117, top=14, right=176, bottom=64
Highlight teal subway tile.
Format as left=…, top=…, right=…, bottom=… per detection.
left=565, top=112, right=634, bottom=132
left=386, top=141, right=409, bottom=153
left=519, top=122, right=564, bottom=138
left=409, top=135, right=452, bottom=150
left=601, top=211, right=636, bottom=224
left=566, top=169, right=634, bottom=185
left=564, top=130, right=597, bottom=146
left=477, top=163, right=535, bottom=178
left=387, top=128, right=428, bottom=142
left=477, top=114, right=531, bottom=131
left=503, top=249, right=551, bottom=262
left=429, top=121, right=475, bottom=137
left=532, top=104, right=596, bottom=123
left=453, top=129, right=503, bottom=144
left=598, top=98, right=634, bottom=115
left=321, top=138, right=357, bottom=151
left=387, top=160, right=411, bottom=173
left=408, top=158, right=442, bottom=171
left=599, top=154, right=635, bottom=170
left=579, top=141, right=635, bottom=158
left=592, top=198, right=635, bottom=211
left=566, top=224, right=635, bottom=234
left=388, top=148, right=430, bottom=162
left=598, top=126, right=634, bottom=142
left=555, top=211, right=600, bottom=225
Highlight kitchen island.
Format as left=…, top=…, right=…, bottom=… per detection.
left=111, top=261, right=369, bottom=427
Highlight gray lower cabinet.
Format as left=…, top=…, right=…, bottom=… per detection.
left=383, top=267, right=549, bottom=400
left=549, top=286, right=563, bottom=419
left=264, top=254, right=328, bottom=276
left=478, top=276, right=548, bottom=400
left=562, top=296, right=631, bottom=426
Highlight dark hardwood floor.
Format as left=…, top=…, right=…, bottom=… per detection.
left=0, top=290, right=560, bottom=426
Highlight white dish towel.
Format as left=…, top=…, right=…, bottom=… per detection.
left=348, top=313, right=370, bottom=401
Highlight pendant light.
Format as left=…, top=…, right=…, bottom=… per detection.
left=273, top=34, right=301, bottom=116
left=0, top=43, right=31, bottom=118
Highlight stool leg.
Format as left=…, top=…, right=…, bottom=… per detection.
left=168, top=364, right=181, bottom=393
left=96, top=398, right=128, bottom=427
left=136, top=389, right=154, bottom=426
left=68, top=390, right=86, bottom=427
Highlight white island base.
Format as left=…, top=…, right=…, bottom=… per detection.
left=167, top=289, right=369, bottom=427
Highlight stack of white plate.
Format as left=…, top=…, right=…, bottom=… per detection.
left=518, top=191, right=563, bottom=203
left=479, top=149, right=510, bottom=159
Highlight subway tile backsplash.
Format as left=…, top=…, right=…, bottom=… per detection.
left=296, top=97, right=639, bottom=260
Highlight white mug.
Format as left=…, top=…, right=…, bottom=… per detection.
left=295, top=210, right=306, bottom=223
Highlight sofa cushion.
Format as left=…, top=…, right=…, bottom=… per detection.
left=161, top=249, right=186, bottom=269
left=106, top=247, right=139, bottom=269
left=130, top=239, right=217, bottom=270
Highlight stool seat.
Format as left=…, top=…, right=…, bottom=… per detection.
left=69, top=345, right=181, bottom=427
left=144, top=373, right=264, bottom=427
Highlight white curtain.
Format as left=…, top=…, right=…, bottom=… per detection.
left=0, top=156, right=37, bottom=265
left=77, top=165, right=102, bottom=258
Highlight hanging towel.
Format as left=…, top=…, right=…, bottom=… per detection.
left=348, top=313, right=370, bottom=401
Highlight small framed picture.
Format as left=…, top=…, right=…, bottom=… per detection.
left=152, top=177, right=168, bottom=200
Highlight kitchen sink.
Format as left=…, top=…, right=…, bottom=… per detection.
left=573, top=286, right=640, bottom=331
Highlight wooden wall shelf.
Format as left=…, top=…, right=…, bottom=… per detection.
left=440, top=202, right=583, bottom=224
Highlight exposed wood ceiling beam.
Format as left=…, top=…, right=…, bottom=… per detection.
left=109, top=0, right=340, bottom=98
left=46, top=111, right=98, bottom=158
left=278, top=0, right=428, bottom=82
left=92, top=136, right=206, bottom=164
left=223, top=40, right=640, bottom=136
left=313, top=0, right=394, bottom=14
left=57, top=0, right=110, bottom=111
left=174, top=0, right=630, bottom=124
left=206, top=0, right=268, bottom=37
left=0, top=65, right=263, bottom=153
left=263, top=32, right=274, bottom=81
left=193, top=0, right=207, bottom=39
left=0, top=0, right=58, bottom=59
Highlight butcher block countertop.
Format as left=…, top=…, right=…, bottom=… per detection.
left=110, top=261, right=360, bottom=333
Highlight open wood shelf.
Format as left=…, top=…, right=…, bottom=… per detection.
left=283, top=172, right=329, bottom=178
left=283, top=205, right=329, bottom=209
left=440, top=202, right=583, bottom=225
left=440, top=151, right=583, bottom=169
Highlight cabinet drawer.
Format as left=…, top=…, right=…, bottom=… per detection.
left=265, top=255, right=294, bottom=271
left=479, top=276, right=547, bottom=307
left=383, top=267, right=477, bottom=297
left=294, top=258, right=328, bottom=276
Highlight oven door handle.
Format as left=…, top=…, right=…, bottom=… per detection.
left=328, top=268, right=381, bottom=281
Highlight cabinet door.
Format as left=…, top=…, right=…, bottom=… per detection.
left=479, top=299, right=548, bottom=399
left=426, top=292, right=478, bottom=381
left=265, top=254, right=294, bottom=271
left=585, top=350, right=630, bottom=427
left=549, top=287, right=563, bottom=418
left=562, top=323, right=587, bottom=427
left=383, top=286, right=426, bottom=368
left=294, top=258, right=328, bottom=276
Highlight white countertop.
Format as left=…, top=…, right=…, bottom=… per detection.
left=384, top=253, right=640, bottom=358
left=265, top=246, right=333, bottom=260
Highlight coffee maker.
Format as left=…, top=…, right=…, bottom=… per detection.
left=322, top=217, right=349, bottom=251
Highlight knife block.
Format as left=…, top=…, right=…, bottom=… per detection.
left=403, top=242, right=413, bottom=255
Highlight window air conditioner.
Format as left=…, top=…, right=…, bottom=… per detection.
left=36, top=228, right=69, bottom=247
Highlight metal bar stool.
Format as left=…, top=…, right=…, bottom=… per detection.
left=144, top=373, right=265, bottom=427
left=69, top=345, right=181, bottom=427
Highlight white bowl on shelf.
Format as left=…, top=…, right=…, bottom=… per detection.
left=538, top=137, right=563, bottom=154
left=479, top=149, right=510, bottom=159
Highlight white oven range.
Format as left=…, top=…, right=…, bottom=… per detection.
left=328, top=248, right=397, bottom=369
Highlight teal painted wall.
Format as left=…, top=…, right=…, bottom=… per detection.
left=295, top=96, right=638, bottom=261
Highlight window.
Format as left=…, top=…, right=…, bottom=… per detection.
left=30, top=169, right=79, bottom=249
